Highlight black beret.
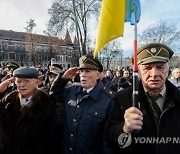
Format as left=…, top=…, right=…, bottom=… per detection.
left=78, top=55, right=103, bottom=72
left=137, top=43, right=174, bottom=65
left=13, top=67, right=39, bottom=79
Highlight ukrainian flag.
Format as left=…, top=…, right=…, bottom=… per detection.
left=94, top=0, right=141, bottom=57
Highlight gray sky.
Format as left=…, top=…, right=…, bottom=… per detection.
left=0, top=0, right=52, bottom=34
left=0, top=0, right=179, bottom=56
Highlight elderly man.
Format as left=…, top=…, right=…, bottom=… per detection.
left=106, top=43, right=180, bottom=154
left=0, top=67, right=61, bottom=154
left=0, top=61, right=20, bottom=98
left=42, top=63, right=63, bottom=93
left=50, top=54, right=115, bottom=154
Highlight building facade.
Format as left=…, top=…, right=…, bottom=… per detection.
left=0, top=29, right=79, bottom=69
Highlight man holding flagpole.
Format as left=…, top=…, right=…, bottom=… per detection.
left=106, top=43, right=180, bottom=154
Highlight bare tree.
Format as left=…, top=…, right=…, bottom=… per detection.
left=98, top=40, right=123, bottom=69
left=138, top=20, right=180, bottom=49
left=25, top=19, right=38, bottom=66
left=25, top=19, right=36, bottom=33
left=47, top=0, right=101, bottom=55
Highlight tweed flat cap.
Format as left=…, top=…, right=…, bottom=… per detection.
left=78, top=55, right=103, bottom=72
left=5, top=61, right=20, bottom=70
left=137, top=43, right=174, bottom=65
left=48, top=63, right=63, bottom=75
left=13, top=67, right=39, bottom=79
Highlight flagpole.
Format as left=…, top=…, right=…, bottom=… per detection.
left=132, top=3, right=139, bottom=108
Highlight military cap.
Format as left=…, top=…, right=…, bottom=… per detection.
left=48, top=63, right=63, bottom=75
left=78, top=55, right=103, bottom=72
left=137, top=43, right=174, bottom=65
left=5, top=61, right=20, bottom=70
left=13, top=67, right=39, bottom=79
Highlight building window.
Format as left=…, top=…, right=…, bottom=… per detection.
left=9, top=52, right=15, bottom=60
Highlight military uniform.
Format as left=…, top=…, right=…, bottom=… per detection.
left=42, top=63, right=63, bottom=93
left=106, top=43, right=180, bottom=154
left=50, top=55, right=115, bottom=154
left=0, top=61, right=20, bottom=98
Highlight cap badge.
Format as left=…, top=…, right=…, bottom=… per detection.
left=81, top=56, right=87, bottom=62
left=150, top=48, right=157, bottom=53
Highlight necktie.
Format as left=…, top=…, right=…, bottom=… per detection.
left=148, top=94, right=162, bottom=121
left=82, top=90, right=88, bottom=96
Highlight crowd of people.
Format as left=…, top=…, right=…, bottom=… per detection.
left=0, top=42, right=180, bottom=154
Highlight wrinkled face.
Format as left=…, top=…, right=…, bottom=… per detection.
left=79, top=69, right=100, bottom=89
left=139, top=62, right=169, bottom=93
left=15, top=78, right=38, bottom=98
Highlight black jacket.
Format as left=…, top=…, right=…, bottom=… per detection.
left=106, top=79, right=180, bottom=154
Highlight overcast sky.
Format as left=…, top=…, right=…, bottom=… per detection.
left=0, top=0, right=179, bottom=56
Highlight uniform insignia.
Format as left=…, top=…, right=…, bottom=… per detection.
left=150, top=47, right=157, bottom=53
left=68, top=100, right=77, bottom=107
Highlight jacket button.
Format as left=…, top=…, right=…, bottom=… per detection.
left=77, top=105, right=80, bottom=109
left=94, top=112, right=98, bottom=115
left=70, top=134, right=74, bottom=137
left=73, top=118, right=77, bottom=122
left=69, top=147, right=72, bottom=151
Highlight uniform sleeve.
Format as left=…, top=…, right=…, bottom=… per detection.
left=49, top=74, right=69, bottom=103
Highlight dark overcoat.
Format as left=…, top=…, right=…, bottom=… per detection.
left=0, top=89, right=61, bottom=154
left=106, top=79, right=180, bottom=154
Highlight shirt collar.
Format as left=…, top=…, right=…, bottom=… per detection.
left=144, top=85, right=166, bottom=99
left=83, top=87, right=94, bottom=93
left=20, top=96, right=32, bottom=106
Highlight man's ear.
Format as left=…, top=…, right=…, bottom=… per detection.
left=97, top=71, right=102, bottom=80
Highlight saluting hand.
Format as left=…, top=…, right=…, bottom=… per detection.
left=0, top=77, right=15, bottom=93
left=62, top=67, right=79, bottom=80
left=123, top=107, right=143, bottom=133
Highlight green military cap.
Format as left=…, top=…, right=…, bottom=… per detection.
left=137, top=43, right=174, bottom=65
left=13, top=67, right=39, bottom=79
left=5, top=61, right=20, bottom=71
left=78, top=55, right=103, bottom=72
left=48, top=63, right=63, bottom=75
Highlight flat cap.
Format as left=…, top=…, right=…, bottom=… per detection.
left=78, top=55, right=103, bottom=72
left=5, top=61, right=20, bottom=70
left=137, top=43, right=174, bottom=65
left=48, top=63, right=63, bottom=75
left=13, top=67, right=39, bottom=79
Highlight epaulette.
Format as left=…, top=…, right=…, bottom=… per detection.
left=102, top=86, right=116, bottom=98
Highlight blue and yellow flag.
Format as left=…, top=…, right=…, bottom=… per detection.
left=94, top=0, right=141, bottom=57
left=125, top=0, right=141, bottom=25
